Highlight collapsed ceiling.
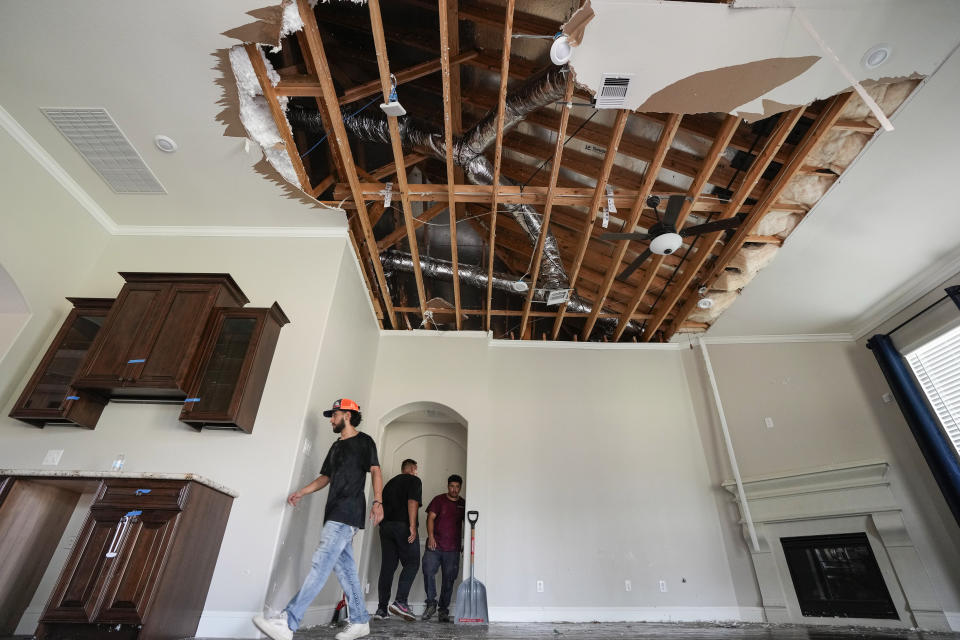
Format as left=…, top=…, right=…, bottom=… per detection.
left=219, top=0, right=923, bottom=342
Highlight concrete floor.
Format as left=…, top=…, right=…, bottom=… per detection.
left=286, top=619, right=960, bottom=640
left=5, top=620, right=959, bottom=640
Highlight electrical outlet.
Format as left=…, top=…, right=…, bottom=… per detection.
left=881, top=393, right=893, bottom=404
left=624, top=580, right=631, bottom=592
left=659, top=580, right=668, bottom=593
left=42, top=449, right=64, bottom=466
left=536, top=580, right=544, bottom=593
left=764, top=417, right=775, bottom=429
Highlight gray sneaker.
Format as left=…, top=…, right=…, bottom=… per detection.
left=421, top=602, right=437, bottom=620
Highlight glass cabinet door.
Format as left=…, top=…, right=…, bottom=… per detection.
left=9, top=298, right=113, bottom=428
left=190, top=317, right=257, bottom=415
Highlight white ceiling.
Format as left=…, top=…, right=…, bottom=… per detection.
left=0, top=1, right=347, bottom=230
left=1, top=1, right=959, bottom=338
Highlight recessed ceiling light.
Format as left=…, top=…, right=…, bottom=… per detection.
left=861, top=44, right=892, bottom=70
left=154, top=134, right=178, bottom=153
left=550, top=35, right=572, bottom=65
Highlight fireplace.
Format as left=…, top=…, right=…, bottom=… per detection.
left=722, top=461, right=951, bottom=630
left=781, top=533, right=898, bottom=620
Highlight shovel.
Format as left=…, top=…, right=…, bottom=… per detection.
left=454, top=510, right=488, bottom=625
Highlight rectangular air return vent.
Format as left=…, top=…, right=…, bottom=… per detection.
left=595, top=74, right=633, bottom=109
left=41, top=108, right=166, bottom=194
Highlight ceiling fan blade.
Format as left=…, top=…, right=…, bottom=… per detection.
left=680, top=213, right=747, bottom=237
left=616, top=248, right=653, bottom=281
left=600, top=232, right=651, bottom=242
left=661, top=195, right=687, bottom=228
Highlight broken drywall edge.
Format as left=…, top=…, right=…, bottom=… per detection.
left=561, top=0, right=594, bottom=46
left=737, top=98, right=806, bottom=122
left=635, top=56, right=820, bottom=115
left=567, top=0, right=960, bottom=116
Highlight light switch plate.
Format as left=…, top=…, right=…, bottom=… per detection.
left=42, top=449, right=64, bottom=466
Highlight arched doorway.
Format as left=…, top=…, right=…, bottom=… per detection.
left=364, top=402, right=468, bottom=614
left=0, top=263, right=30, bottom=365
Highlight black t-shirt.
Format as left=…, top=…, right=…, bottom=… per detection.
left=381, top=473, right=422, bottom=526
left=319, top=431, right=379, bottom=529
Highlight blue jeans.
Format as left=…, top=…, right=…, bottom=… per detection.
left=284, top=521, right=369, bottom=630
left=422, top=548, right=460, bottom=610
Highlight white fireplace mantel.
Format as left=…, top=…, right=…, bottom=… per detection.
left=722, top=460, right=950, bottom=631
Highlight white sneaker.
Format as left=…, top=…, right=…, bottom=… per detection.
left=252, top=613, right=293, bottom=640
left=335, top=622, right=370, bottom=640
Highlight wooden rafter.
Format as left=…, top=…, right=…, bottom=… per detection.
left=661, top=92, right=856, bottom=341
left=551, top=110, right=630, bottom=339
left=296, top=0, right=397, bottom=328
left=580, top=114, right=683, bottom=341
left=368, top=0, right=428, bottom=319
left=244, top=44, right=312, bottom=191
left=484, top=0, right=515, bottom=331
left=519, top=75, right=575, bottom=338
left=370, top=154, right=427, bottom=181
left=613, top=115, right=741, bottom=342
left=640, top=107, right=807, bottom=342
left=294, top=31, right=348, bottom=182
left=438, top=0, right=462, bottom=328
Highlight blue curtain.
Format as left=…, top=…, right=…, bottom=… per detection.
left=866, top=333, right=960, bottom=528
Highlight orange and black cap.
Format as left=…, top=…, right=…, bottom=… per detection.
left=323, top=398, right=360, bottom=417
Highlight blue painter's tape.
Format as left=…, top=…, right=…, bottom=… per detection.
left=184, top=398, right=201, bottom=403
left=127, top=358, right=146, bottom=363
left=135, top=489, right=152, bottom=495
left=66, top=395, right=80, bottom=401
left=125, top=510, right=143, bottom=517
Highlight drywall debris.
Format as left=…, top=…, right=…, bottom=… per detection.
left=222, top=5, right=286, bottom=47
left=562, top=0, right=594, bottom=46
left=636, top=57, right=820, bottom=115
left=738, top=99, right=806, bottom=123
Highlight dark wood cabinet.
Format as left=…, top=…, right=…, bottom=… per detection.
left=9, top=298, right=114, bottom=428
left=180, top=303, right=290, bottom=432
left=74, top=274, right=248, bottom=400
left=34, top=478, right=233, bottom=640
left=10, top=272, right=288, bottom=432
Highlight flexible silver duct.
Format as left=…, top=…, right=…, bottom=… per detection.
left=381, top=251, right=624, bottom=330
left=288, top=67, right=638, bottom=337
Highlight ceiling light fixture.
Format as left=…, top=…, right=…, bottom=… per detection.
left=550, top=34, right=572, bottom=66
left=154, top=135, right=178, bottom=153
left=697, top=298, right=715, bottom=310
left=861, top=44, right=892, bottom=70
left=650, top=232, right=683, bottom=256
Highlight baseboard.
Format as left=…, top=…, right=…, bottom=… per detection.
left=947, top=611, right=960, bottom=632
left=487, top=606, right=761, bottom=623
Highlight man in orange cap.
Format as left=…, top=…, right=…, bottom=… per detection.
left=254, top=398, right=383, bottom=640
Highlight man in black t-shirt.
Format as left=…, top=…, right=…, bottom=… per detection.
left=253, top=398, right=383, bottom=640
left=374, top=458, right=422, bottom=621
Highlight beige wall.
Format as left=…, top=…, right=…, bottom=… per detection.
left=0, top=228, right=350, bottom=636
left=688, top=339, right=960, bottom=616
left=0, top=127, right=111, bottom=410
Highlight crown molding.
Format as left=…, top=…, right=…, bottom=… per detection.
left=697, top=333, right=854, bottom=345
left=849, top=247, right=960, bottom=340
left=1, top=104, right=118, bottom=234
left=113, top=225, right=348, bottom=238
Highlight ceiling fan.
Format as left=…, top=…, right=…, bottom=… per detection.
left=600, top=194, right=747, bottom=281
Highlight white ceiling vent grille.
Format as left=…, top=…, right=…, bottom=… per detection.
left=41, top=108, right=166, bottom=194
left=595, top=73, right=633, bottom=109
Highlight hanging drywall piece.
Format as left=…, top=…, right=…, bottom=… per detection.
left=567, top=0, right=960, bottom=118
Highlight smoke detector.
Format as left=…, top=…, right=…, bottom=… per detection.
left=697, top=298, right=714, bottom=310
left=650, top=232, right=683, bottom=255
left=861, top=44, right=892, bottom=69
left=154, top=135, right=178, bottom=153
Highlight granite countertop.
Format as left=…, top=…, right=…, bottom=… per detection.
left=0, top=469, right=239, bottom=498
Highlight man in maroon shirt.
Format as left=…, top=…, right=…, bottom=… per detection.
left=420, top=474, right=465, bottom=622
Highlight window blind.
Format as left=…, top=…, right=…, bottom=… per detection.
left=906, top=325, right=960, bottom=459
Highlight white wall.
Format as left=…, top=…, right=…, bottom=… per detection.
left=364, top=336, right=747, bottom=621
left=0, top=231, right=350, bottom=637
left=0, top=127, right=110, bottom=410
left=261, top=247, right=381, bottom=623
left=688, top=339, right=960, bottom=620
